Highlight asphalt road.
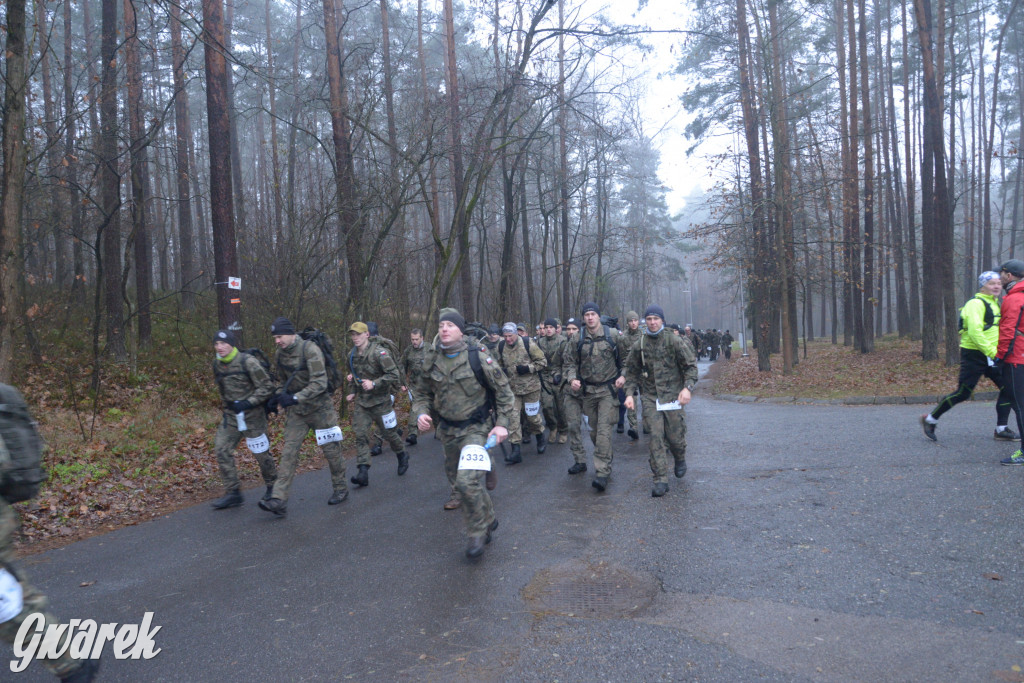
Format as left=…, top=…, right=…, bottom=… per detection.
left=12, top=362, right=1024, bottom=682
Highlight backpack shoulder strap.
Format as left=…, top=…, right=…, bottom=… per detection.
left=468, top=346, right=496, bottom=410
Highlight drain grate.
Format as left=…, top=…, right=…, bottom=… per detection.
left=523, top=564, right=658, bottom=618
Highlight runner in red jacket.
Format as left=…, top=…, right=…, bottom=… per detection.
left=997, top=259, right=1024, bottom=465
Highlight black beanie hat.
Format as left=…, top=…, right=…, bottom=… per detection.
left=439, top=309, right=467, bottom=333
left=213, top=329, right=237, bottom=346
left=581, top=302, right=600, bottom=316
left=271, top=317, right=296, bottom=335
left=643, top=304, right=665, bottom=320
left=544, top=317, right=558, bottom=327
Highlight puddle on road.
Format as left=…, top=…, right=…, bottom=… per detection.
left=522, top=561, right=660, bottom=619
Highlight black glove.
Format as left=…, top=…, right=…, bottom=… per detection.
left=553, top=373, right=562, bottom=385
left=265, top=395, right=279, bottom=415
left=277, top=394, right=299, bottom=408
left=516, top=364, right=531, bottom=375
left=230, top=399, right=253, bottom=413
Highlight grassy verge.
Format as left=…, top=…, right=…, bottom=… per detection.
left=710, top=336, right=959, bottom=399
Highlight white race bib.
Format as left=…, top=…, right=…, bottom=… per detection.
left=458, top=444, right=491, bottom=471
left=246, top=433, right=270, bottom=454
left=656, top=399, right=682, bottom=411
left=315, top=426, right=344, bottom=445
left=382, top=410, right=398, bottom=429
left=524, top=401, right=541, bottom=416
left=0, top=568, right=23, bottom=623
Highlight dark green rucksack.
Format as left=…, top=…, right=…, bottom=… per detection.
left=0, top=383, right=46, bottom=503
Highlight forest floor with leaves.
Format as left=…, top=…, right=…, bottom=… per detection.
left=710, top=336, right=959, bottom=399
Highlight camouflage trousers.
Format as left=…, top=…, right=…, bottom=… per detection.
left=271, top=401, right=347, bottom=501
left=581, top=385, right=619, bottom=477
left=541, top=379, right=567, bottom=433
left=353, top=401, right=404, bottom=467
left=214, top=410, right=277, bottom=491
left=0, top=499, right=88, bottom=678
left=641, top=396, right=687, bottom=483
left=562, top=387, right=586, bottom=464
left=510, top=390, right=545, bottom=444
left=438, top=423, right=496, bottom=539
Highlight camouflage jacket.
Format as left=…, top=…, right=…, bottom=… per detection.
left=213, top=351, right=277, bottom=414
left=399, top=343, right=430, bottom=387
left=498, top=336, right=547, bottom=395
left=535, top=334, right=567, bottom=387
left=562, top=325, right=629, bottom=390
left=412, top=343, right=515, bottom=429
left=622, top=327, right=642, bottom=352
left=623, top=329, right=698, bottom=402
left=275, top=338, right=330, bottom=414
left=347, top=340, right=401, bottom=408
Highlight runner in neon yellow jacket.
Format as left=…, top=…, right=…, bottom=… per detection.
left=921, top=271, right=1017, bottom=442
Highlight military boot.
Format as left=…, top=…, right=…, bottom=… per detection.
left=258, top=498, right=287, bottom=516
left=211, top=489, right=243, bottom=509
left=535, top=431, right=547, bottom=454
left=466, top=535, right=486, bottom=558
left=627, top=428, right=639, bottom=441
left=652, top=482, right=669, bottom=497
left=674, top=459, right=687, bottom=478
left=548, top=429, right=559, bottom=443
left=592, top=476, right=608, bottom=492
left=262, top=485, right=274, bottom=502
left=370, top=443, right=383, bottom=456
left=328, top=489, right=348, bottom=505
left=396, top=451, right=409, bottom=475
left=406, top=432, right=418, bottom=446
left=505, top=443, right=522, bottom=465
left=557, top=431, right=567, bottom=444
left=351, top=464, right=370, bottom=487
left=568, top=462, right=587, bottom=475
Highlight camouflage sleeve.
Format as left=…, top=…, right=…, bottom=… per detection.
left=616, top=330, right=630, bottom=377
left=676, top=335, right=698, bottom=390
left=528, top=340, right=547, bottom=373
left=398, top=346, right=411, bottom=383
left=410, top=351, right=435, bottom=420
left=294, top=341, right=328, bottom=402
left=623, top=343, right=641, bottom=396
left=375, top=347, right=402, bottom=388
left=562, top=337, right=579, bottom=383
left=483, top=354, right=516, bottom=430
left=244, top=355, right=276, bottom=405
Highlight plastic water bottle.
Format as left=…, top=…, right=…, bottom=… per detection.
left=484, top=434, right=497, bottom=450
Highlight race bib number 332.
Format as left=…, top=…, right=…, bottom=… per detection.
left=458, top=444, right=491, bottom=471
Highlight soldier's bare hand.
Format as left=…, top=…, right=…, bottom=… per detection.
left=360, top=379, right=374, bottom=391
left=570, top=379, right=582, bottom=391
left=346, top=393, right=356, bottom=402
left=624, top=396, right=635, bottom=411
left=346, top=374, right=353, bottom=382
left=488, top=425, right=509, bottom=444
left=614, top=375, right=626, bottom=389
left=678, top=388, right=692, bottom=405
left=417, top=414, right=433, bottom=431
left=400, top=386, right=407, bottom=393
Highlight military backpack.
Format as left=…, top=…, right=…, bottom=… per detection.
left=0, top=383, right=46, bottom=503
left=278, top=328, right=342, bottom=394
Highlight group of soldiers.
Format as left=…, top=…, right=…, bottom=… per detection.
left=684, top=327, right=734, bottom=361
left=209, top=303, right=704, bottom=559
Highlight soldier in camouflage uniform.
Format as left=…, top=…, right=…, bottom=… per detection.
left=399, top=329, right=429, bottom=446
left=483, top=324, right=501, bottom=353
left=620, top=311, right=643, bottom=440
left=624, top=305, right=698, bottom=497
left=561, top=318, right=588, bottom=473
left=412, top=309, right=514, bottom=558
left=536, top=318, right=568, bottom=443
left=259, top=317, right=348, bottom=515
left=563, top=302, right=630, bottom=491
left=346, top=322, right=408, bottom=487
left=0, top=386, right=99, bottom=681
left=209, top=330, right=278, bottom=509
left=497, top=322, right=547, bottom=464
